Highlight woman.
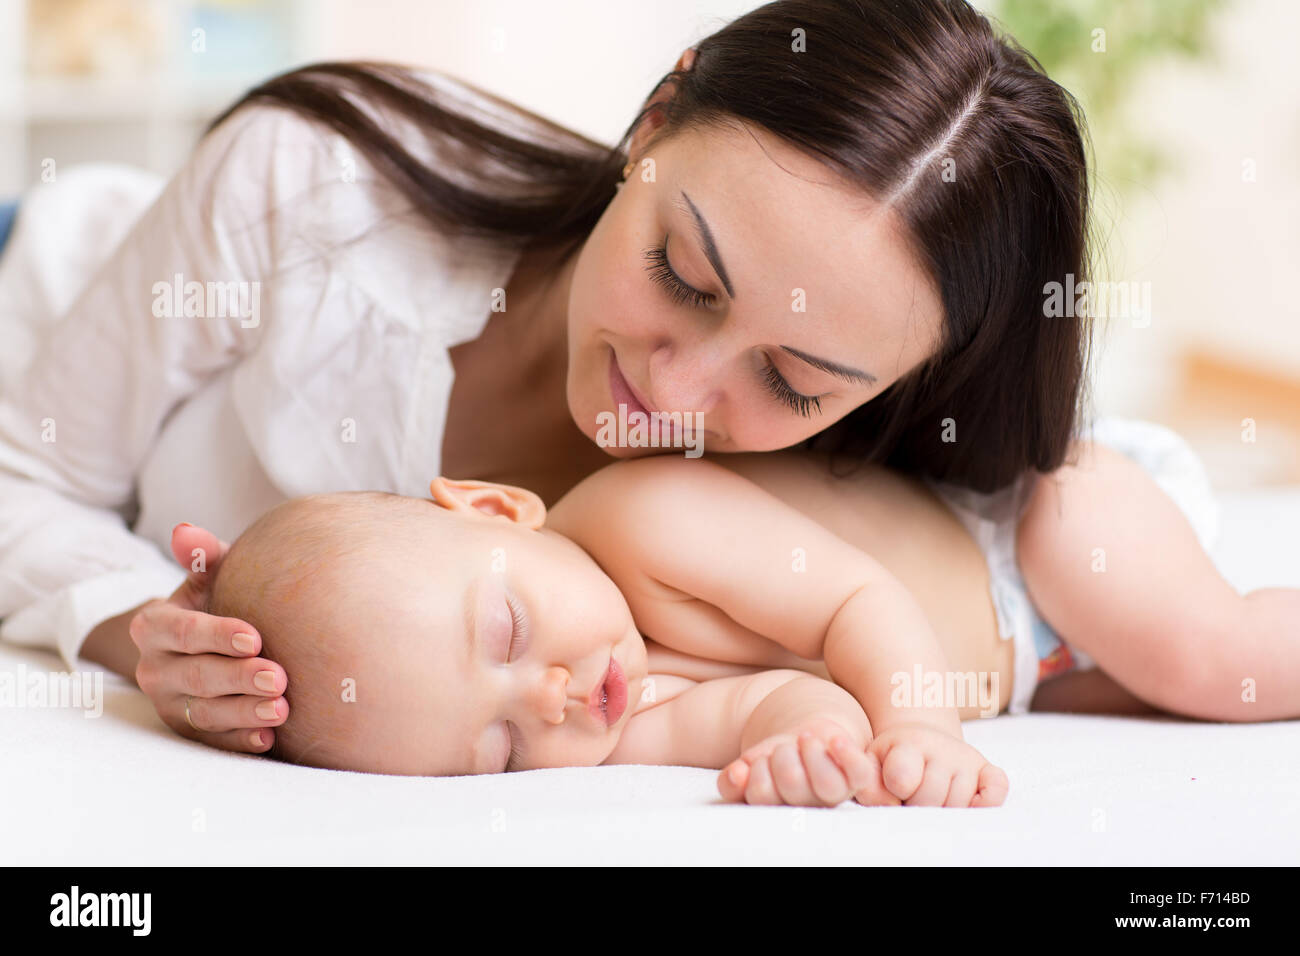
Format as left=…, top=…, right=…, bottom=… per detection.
left=0, top=0, right=1097, bottom=753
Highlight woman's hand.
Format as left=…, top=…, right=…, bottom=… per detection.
left=129, top=523, right=288, bottom=753
left=717, top=715, right=900, bottom=808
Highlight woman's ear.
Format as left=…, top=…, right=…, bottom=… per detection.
left=625, top=47, right=697, bottom=171
left=428, top=477, right=546, bottom=530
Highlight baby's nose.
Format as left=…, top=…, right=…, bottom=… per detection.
left=533, top=666, right=569, bottom=725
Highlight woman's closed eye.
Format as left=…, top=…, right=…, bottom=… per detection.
left=643, top=241, right=714, bottom=309
left=643, top=241, right=825, bottom=418
left=760, top=358, right=823, bottom=418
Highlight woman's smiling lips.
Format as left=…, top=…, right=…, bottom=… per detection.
left=607, top=346, right=654, bottom=417
left=588, top=656, right=628, bottom=727
left=605, top=345, right=718, bottom=445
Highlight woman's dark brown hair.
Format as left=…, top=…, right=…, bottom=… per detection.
left=207, top=0, right=1094, bottom=493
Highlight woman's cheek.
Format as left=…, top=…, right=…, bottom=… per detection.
left=577, top=256, right=641, bottom=342
left=726, top=407, right=811, bottom=454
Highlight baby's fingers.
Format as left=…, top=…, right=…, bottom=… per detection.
left=828, top=739, right=901, bottom=807
left=971, top=764, right=1010, bottom=807
left=717, top=758, right=752, bottom=803
left=742, top=755, right=783, bottom=806
left=906, top=762, right=956, bottom=807
left=763, top=741, right=814, bottom=806
left=796, top=733, right=852, bottom=806
left=944, top=772, right=979, bottom=808
left=876, top=742, right=926, bottom=803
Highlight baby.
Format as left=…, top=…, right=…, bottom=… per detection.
left=206, top=450, right=1017, bottom=808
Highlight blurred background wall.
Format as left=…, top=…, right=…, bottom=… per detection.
left=1, top=0, right=1296, bottom=488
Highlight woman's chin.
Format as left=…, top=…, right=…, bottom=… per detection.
left=599, top=441, right=649, bottom=459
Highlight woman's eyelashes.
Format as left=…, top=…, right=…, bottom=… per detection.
left=642, top=240, right=825, bottom=418
left=761, top=360, right=822, bottom=418
left=643, top=241, right=715, bottom=309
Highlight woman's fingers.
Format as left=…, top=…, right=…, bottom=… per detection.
left=179, top=652, right=284, bottom=700
left=167, top=523, right=229, bottom=612
left=136, top=648, right=284, bottom=702
left=129, top=600, right=261, bottom=658
left=169, top=522, right=228, bottom=573
left=126, top=528, right=289, bottom=757
left=182, top=692, right=289, bottom=734
left=196, top=728, right=277, bottom=755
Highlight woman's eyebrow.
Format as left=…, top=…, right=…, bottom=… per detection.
left=676, top=191, right=735, bottom=300
left=681, top=191, right=873, bottom=385
left=779, top=345, right=878, bottom=385
left=676, top=192, right=876, bottom=386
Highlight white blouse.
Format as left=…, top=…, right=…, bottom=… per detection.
left=0, top=70, right=525, bottom=670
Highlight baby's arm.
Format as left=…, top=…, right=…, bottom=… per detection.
left=553, top=456, right=1006, bottom=805
left=557, top=456, right=958, bottom=737
left=606, top=668, right=895, bottom=807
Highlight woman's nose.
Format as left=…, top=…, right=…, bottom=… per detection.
left=529, top=666, right=570, bottom=725
left=647, top=342, right=724, bottom=416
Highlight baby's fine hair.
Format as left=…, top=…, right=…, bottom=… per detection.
left=206, top=491, right=429, bottom=767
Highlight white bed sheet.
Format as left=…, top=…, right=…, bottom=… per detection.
left=3, top=488, right=1298, bottom=866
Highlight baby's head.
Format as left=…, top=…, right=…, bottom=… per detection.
left=206, top=478, right=646, bottom=775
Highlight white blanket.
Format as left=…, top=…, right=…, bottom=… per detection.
left=3, top=488, right=1298, bottom=865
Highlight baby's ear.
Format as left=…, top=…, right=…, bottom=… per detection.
left=428, top=477, right=546, bottom=529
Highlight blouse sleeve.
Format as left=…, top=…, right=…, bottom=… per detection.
left=0, top=102, right=347, bottom=669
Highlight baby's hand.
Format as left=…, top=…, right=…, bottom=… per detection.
left=718, top=716, right=900, bottom=808
left=868, top=724, right=1008, bottom=807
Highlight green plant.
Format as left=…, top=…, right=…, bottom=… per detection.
left=987, top=0, right=1230, bottom=193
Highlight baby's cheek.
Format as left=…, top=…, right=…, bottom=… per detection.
left=530, top=731, right=618, bottom=771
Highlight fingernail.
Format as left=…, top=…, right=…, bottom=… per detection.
left=232, top=633, right=256, bottom=654
left=253, top=669, right=277, bottom=692
left=249, top=731, right=264, bottom=749
left=728, top=764, right=744, bottom=784
left=176, top=522, right=193, bottom=531
left=256, top=700, right=279, bottom=720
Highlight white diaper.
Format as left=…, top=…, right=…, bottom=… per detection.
left=924, top=416, right=1220, bottom=716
